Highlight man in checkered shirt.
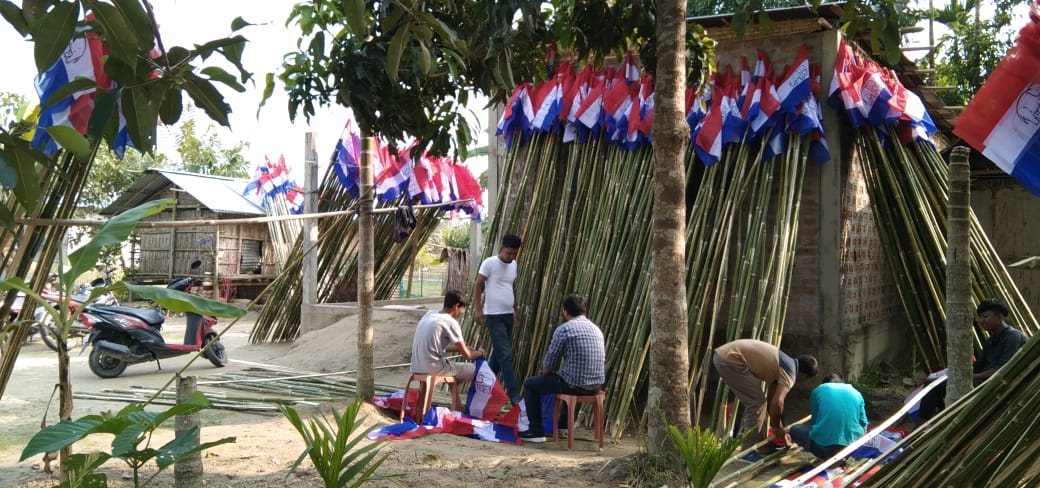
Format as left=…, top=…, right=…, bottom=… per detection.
left=518, top=293, right=605, bottom=443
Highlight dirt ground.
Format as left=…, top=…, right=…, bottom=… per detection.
left=0, top=304, right=641, bottom=488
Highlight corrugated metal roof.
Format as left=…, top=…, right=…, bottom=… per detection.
left=101, top=169, right=265, bottom=216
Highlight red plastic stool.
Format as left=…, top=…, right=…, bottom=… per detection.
left=401, top=373, right=461, bottom=422
left=553, top=390, right=606, bottom=451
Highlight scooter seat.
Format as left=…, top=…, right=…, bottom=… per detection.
left=93, top=305, right=165, bottom=327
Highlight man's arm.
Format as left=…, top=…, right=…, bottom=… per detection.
left=472, top=274, right=487, bottom=324
left=766, top=382, right=790, bottom=439
left=446, top=341, right=484, bottom=361
left=974, top=331, right=1028, bottom=382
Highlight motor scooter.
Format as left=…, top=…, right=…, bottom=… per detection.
left=79, top=261, right=227, bottom=378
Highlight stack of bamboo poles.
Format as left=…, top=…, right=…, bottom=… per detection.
left=0, top=151, right=93, bottom=395
left=856, top=129, right=1037, bottom=371
left=262, top=193, right=302, bottom=272
left=73, top=368, right=409, bottom=412
left=855, top=334, right=1040, bottom=486
left=248, top=164, right=442, bottom=343
left=469, top=120, right=814, bottom=436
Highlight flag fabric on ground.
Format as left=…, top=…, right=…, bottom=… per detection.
left=465, top=359, right=510, bottom=420
left=954, top=4, right=1040, bottom=196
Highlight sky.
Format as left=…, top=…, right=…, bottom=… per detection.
left=0, top=0, right=490, bottom=181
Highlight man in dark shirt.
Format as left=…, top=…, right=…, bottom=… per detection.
left=918, top=298, right=1029, bottom=421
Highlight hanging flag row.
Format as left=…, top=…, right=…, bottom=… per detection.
left=827, top=37, right=938, bottom=147
left=32, top=19, right=133, bottom=158
left=332, top=119, right=485, bottom=218
left=243, top=154, right=305, bottom=214
left=494, top=48, right=831, bottom=165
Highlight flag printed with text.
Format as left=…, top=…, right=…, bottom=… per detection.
left=954, top=1, right=1040, bottom=196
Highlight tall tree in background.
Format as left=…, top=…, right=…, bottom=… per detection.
left=173, top=116, right=249, bottom=177
left=920, top=0, right=1017, bottom=106
left=649, top=0, right=692, bottom=455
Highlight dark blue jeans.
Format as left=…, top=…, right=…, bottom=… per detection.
left=486, top=313, right=520, bottom=402
left=790, top=424, right=843, bottom=459
left=522, top=372, right=578, bottom=435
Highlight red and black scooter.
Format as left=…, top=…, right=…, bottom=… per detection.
left=80, top=261, right=227, bottom=378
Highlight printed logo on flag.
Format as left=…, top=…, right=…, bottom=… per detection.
left=1015, top=84, right=1040, bottom=126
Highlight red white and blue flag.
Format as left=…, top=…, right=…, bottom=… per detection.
left=332, top=120, right=362, bottom=197
left=776, top=46, right=811, bottom=114
left=32, top=31, right=131, bottom=158
left=954, top=1, right=1040, bottom=196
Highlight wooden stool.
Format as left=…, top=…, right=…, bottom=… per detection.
left=401, top=373, right=461, bottom=422
left=553, top=390, right=606, bottom=451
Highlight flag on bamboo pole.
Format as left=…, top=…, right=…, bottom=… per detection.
left=694, top=81, right=724, bottom=164
left=32, top=30, right=131, bottom=157
left=374, top=139, right=412, bottom=201
left=776, top=45, right=812, bottom=113
left=954, top=1, right=1040, bottom=196
left=332, top=120, right=362, bottom=197
left=496, top=83, right=534, bottom=147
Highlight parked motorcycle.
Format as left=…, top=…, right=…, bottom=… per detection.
left=80, top=261, right=227, bottom=378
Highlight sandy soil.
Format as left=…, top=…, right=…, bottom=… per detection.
left=0, top=303, right=639, bottom=488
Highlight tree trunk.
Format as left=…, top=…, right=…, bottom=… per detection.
left=946, top=146, right=973, bottom=401
left=356, top=136, right=376, bottom=402
left=648, top=0, right=692, bottom=456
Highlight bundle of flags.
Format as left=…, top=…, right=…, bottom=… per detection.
left=369, top=359, right=558, bottom=445
left=32, top=25, right=132, bottom=158
left=827, top=37, right=937, bottom=148
left=954, top=1, right=1040, bottom=196
left=242, top=154, right=305, bottom=214
left=494, top=47, right=831, bottom=165
left=332, top=120, right=485, bottom=218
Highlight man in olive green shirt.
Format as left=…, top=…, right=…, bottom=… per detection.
left=714, top=339, right=818, bottom=452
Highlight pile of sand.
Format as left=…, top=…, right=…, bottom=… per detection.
left=271, top=306, right=432, bottom=377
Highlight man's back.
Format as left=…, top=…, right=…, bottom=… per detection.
left=546, top=316, right=605, bottom=390
left=809, top=382, right=867, bottom=447
left=411, top=311, right=463, bottom=374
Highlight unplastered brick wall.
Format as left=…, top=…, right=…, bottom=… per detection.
left=785, top=162, right=822, bottom=336
left=839, top=155, right=901, bottom=332
left=709, top=28, right=828, bottom=337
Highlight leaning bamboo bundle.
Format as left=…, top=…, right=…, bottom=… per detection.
left=853, top=333, right=1040, bottom=486
left=0, top=150, right=95, bottom=396
left=473, top=50, right=824, bottom=437
left=248, top=163, right=443, bottom=343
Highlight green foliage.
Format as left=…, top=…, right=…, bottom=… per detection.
left=279, top=400, right=390, bottom=488
left=270, top=1, right=713, bottom=160
left=19, top=391, right=235, bottom=488
left=921, top=0, right=1016, bottom=106
left=666, top=425, right=745, bottom=488
left=0, top=1, right=252, bottom=219
left=172, top=115, right=249, bottom=178
left=442, top=224, right=470, bottom=249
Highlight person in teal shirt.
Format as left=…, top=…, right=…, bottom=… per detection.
left=790, top=373, right=868, bottom=459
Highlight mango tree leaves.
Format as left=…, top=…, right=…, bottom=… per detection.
left=45, top=125, right=91, bottom=159
left=30, top=0, right=77, bottom=72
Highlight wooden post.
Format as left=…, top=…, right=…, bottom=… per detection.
left=946, top=146, right=973, bottom=402
left=174, top=376, right=202, bottom=487
left=168, top=195, right=178, bottom=280
left=302, top=133, right=319, bottom=307
left=357, top=136, right=376, bottom=401
left=212, top=226, right=221, bottom=300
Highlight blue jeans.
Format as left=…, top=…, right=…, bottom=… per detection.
left=790, top=424, right=843, bottom=459
left=522, top=373, right=578, bottom=435
left=486, top=313, right=520, bottom=402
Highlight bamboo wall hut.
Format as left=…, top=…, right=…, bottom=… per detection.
left=100, top=169, right=277, bottom=300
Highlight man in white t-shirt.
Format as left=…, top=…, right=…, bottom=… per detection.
left=411, top=290, right=485, bottom=381
left=473, top=233, right=522, bottom=404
